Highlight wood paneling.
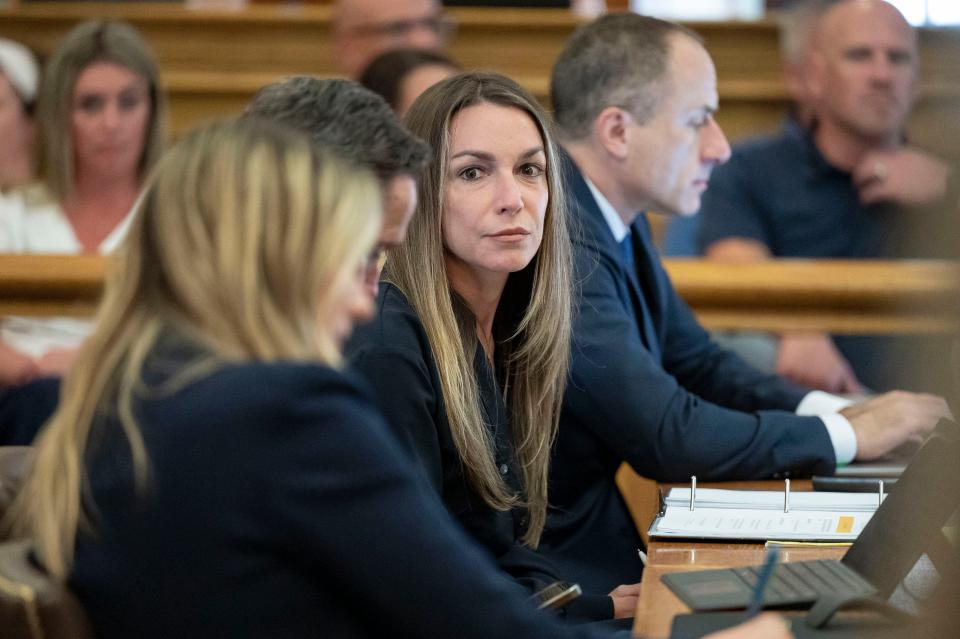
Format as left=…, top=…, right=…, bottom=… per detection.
left=615, top=464, right=659, bottom=546
left=3, top=255, right=956, bottom=336
left=663, top=259, right=960, bottom=334
left=1, top=4, right=957, bottom=157
left=0, top=254, right=105, bottom=317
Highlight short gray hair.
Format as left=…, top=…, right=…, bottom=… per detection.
left=551, top=13, right=702, bottom=141
left=778, top=0, right=841, bottom=66
left=244, top=76, right=429, bottom=178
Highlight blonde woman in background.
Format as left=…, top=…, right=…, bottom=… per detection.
left=0, top=20, right=166, bottom=387
left=8, top=117, right=641, bottom=639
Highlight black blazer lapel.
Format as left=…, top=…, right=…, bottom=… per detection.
left=630, top=215, right=667, bottom=360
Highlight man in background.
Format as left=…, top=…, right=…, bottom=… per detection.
left=245, top=77, right=430, bottom=296
left=333, top=0, right=452, bottom=78
left=697, top=0, right=955, bottom=393
left=660, top=0, right=828, bottom=255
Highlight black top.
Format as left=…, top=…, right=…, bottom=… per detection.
left=67, top=339, right=616, bottom=639
left=697, top=119, right=905, bottom=260
left=0, top=376, right=61, bottom=445
left=347, top=283, right=614, bottom=620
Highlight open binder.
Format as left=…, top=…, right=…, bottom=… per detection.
left=647, top=487, right=883, bottom=542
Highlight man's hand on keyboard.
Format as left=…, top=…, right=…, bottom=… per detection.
left=842, top=391, right=953, bottom=460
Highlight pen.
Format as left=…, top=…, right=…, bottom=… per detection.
left=746, top=545, right=780, bottom=618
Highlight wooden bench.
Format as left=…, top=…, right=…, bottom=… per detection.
left=3, top=254, right=957, bottom=332
left=1, top=4, right=958, bottom=157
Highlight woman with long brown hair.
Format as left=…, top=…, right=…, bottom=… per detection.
left=347, top=71, right=641, bottom=621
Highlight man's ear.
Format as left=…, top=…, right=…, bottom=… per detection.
left=805, top=51, right=827, bottom=102
left=593, top=106, right=633, bottom=161
left=907, top=62, right=920, bottom=110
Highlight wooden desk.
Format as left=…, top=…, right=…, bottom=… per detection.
left=632, top=481, right=847, bottom=638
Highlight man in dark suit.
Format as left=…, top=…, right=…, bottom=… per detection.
left=538, top=13, right=951, bottom=594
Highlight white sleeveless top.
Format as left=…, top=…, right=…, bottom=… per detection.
left=0, top=185, right=132, bottom=358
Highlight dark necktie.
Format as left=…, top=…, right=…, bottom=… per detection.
left=620, top=232, right=635, bottom=268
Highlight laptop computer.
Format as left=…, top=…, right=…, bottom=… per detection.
left=661, top=424, right=960, bottom=612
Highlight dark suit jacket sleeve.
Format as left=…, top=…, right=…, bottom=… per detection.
left=654, top=259, right=810, bottom=413
left=496, top=544, right=614, bottom=620
left=566, top=247, right=836, bottom=482
left=259, top=376, right=608, bottom=639
left=348, top=341, right=445, bottom=492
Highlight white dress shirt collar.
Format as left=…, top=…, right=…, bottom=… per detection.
left=583, top=176, right=630, bottom=243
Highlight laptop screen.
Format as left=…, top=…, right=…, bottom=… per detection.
left=842, top=425, right=960, bottom=598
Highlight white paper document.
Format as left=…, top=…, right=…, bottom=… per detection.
left=652, top=507, right=873, bottom=541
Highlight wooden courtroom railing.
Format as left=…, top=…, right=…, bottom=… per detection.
left=0, top=254, right=105, bottom=317
left=664, top=259, right=960, bottom=335
left=3, top=255, right=957, bottom=333
left=2, top=4, right=959, bottom=158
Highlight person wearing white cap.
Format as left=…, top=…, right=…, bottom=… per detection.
left=0, top=38, right=38, bottom=190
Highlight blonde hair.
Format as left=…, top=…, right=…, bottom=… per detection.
left=37, top=20, right=168, bottom=200
left=392, top=72, right=572, bottom=546
left=9, top=118, right=382, bottom=579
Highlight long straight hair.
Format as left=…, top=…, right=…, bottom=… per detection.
left=37, top=20, right=168, bottom=200
left=9, top=119, right=382, bottom=579
left=392, top=72, right=572, bottom=546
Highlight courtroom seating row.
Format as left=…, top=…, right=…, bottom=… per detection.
left=2, top=254, right=957, bottom=335
left=1, top=4, right=958, bottom=156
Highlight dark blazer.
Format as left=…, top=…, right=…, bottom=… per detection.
left=0, top=376, right=61, bottom=445
left=68, top=346, right=612, bottom=639
left=346, top=283, right=614, bottom=621
left=538, top=157, right=838, bottom=594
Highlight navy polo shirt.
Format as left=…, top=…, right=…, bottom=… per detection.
left=693, top=120, right=953, bottom=393
left=696, top=119, right=908, bottom=259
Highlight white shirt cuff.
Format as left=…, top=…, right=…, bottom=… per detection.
left=795, top=390, right=854, bottom=416
left=819, top=414, right=858, bottom=466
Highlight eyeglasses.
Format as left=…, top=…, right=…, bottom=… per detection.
left=365, top=245, right=388, bottom=276
left=349, top=15, right=456, bottom=41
